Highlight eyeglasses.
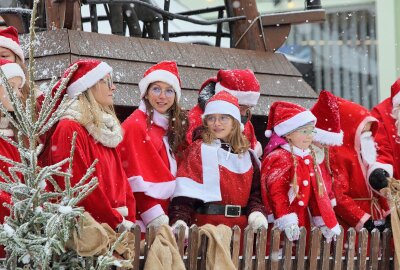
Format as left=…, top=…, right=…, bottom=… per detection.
left=295, top=127, right=317, bottom=135
left=149, top=85, right=175, bottom=97
left=101, top=76, right=114, bottom=89
left=206, top=114, right=232, bottom=124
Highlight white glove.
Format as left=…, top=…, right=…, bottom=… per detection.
left=171, top=220, right=189, bottom=239
left=248, top=211, right=268, bottom=231
left=320, top=225, right=336, bottom=243
left=284, top=224, right=300, bottom=241
left=147, top=214, right=169, bottom=230
left=117, top=217, right=134, bottom=231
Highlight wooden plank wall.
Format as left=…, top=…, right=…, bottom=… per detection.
left=19, top=29, right=317, bottom=116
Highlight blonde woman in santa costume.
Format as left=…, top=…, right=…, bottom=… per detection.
left=118, top=61, right=188, bottom=233
left=261, top=101, right=340, bottom=242
left=44, top=59, right=136, bottom=231
left=331, top=98, right=390, bottom=233
left=0, top=59, right=26, bottom=257
left=310, top=90, right=344, bottom=208
left=169, top=91, right=268, bottom=239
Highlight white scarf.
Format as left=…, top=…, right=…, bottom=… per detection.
left=62, top=101, right=122, bottom=148
left=138, top=100, right=169, bottom=130
left=360, top=131, right=377, bottom=165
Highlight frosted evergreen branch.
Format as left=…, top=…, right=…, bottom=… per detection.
left=68, top=177, right=98, bottom=206
left=0, top=153, right=22, bottom=167
left=0, top=170, right=12, bottom=184
left=0, top=69, right=28, bottom=133
left=0, top=128, right=19, bottom=149
left=65, top=132, right=78, bottom=195
left=28, top=0, right=39, bottom=124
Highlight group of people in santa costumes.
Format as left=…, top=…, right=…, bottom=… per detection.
left=0, top=23, right=398, bottom=256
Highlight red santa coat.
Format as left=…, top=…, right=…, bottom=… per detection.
left=45, top=119, right=136, bottom=229
left=172, top=139, right=261, bottom=230
left=0, top=131, right=21, bottom=258
left=261, top=145, right=340, bottom=234
left=186, top=104, right=262, bottom=156
left=118, top=102, right=177, bottom=231
left=331, top=98, right=390, bottom=231
left=371, top=97, right=398, bottom=178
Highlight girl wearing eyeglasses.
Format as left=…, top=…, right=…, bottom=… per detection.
left=42, top=59, right=137, bottom=231
left=0, top=59, right=27, bottom=257
left=169, top=91, right=268, bottom=243
left=261, top=101, right=340, bottom=243
left=118, top=61, right=188, bottom=234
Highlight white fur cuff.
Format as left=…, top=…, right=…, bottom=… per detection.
left=274, top=213, right=298, bottom=231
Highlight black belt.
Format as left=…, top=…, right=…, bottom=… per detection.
left=196, top=204, right=247, bottom=217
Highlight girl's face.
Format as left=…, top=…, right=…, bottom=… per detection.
left=205, top=114, right=233, bottom=142
left=285, top=125, right=315, bottom=150
left=0, top=47, right=16, bottom=62
left=90, top=74, right=115, bottom=107
left=145, top=81, right=175, bottom=114
left=0, top=76, right=23, bottom=111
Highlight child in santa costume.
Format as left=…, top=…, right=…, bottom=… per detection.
left=310, top=90, right=344, bottom=207
left=118, top=61, right=188, bottom=233
left=186, top=69, right=263, bottom=157
left=261, top=101, right=340, bottom=242
left=331, top=97, right=390, bottom=232
left=368, top=78, right=400, bottom=190
left=43, top=59, right=136, bottom=231
left=0, top=59, right=26, bottom=257
left=0, top=26, right=34, bottom=105
left=169, top=91, right=268, bottom=238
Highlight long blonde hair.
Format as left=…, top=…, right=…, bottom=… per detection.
left=202, top=117, right=250, bottom=155
left=75, top=86, right=119, bottom=128
left=143, top=95, right=188, bottom=154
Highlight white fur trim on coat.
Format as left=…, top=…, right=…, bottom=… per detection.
left=274, top=213, right=298, bottom=231
left=140, top=204, right=165, bottom=226
left=274, top=110, right=316, bottom=137
left=313, top=128, right=344, bottom=146
left=139, top=69, right=181, bottom=101
left=0, top=62, right=25, bottom=86
left=215, top=82, right=260, bottom=106
left=367, top=162, right=393, bottom=180
left=393, top=92, right=400, bottom=107
left=253, top=141, right=263, bottom=158
left=128, top=175, right=176, bottom=200
left=0, top=36, right=24, bottom=62
left=67, top=62, right=112, bottom=97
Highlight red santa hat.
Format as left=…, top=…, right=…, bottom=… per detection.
left=0, top=58, right=25, bottom=86
left=391, top=78, right=400, bottom=107
left=311, top=90, right=343, bottom=146
left=203, top=90, right=243, bottom=130
left=52, top=59, right=112, bottom=98
left=265, top=101, right=316, bottom=137
left=0, top=26, right=24, bottom=63
left=138, top=61, right=182, bottom=101
left=214, top=69, right=260, bottom=106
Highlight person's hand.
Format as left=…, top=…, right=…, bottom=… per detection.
left=147, top=214, right=169, bottom=230
left=117, top=217, right=134, bottom=231
left=248, top=211, right=268, bottom=231
left=369, top=169, right=389, bottom=190
left=171, top=220, right=189, bottom=240
left=320, top=225, right=336, bottom=243
left=284, top=224, right=300, bottom=241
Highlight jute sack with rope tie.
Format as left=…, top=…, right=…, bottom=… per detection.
left=380, top=178, right=400, bottom=263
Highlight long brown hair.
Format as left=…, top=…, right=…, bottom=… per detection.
left=143, top=94, right=188, bottom=154
left=202, top=116, right=250, bottom=155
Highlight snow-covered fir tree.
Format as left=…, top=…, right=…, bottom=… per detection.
left=0, top=1, right=133, bottom=269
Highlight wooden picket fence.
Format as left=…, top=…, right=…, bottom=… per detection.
left=118, top=224, right=397, bottom=270
left=2, top=224, right=396, bottom=269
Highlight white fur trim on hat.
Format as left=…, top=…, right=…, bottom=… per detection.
left=67, top=62, right=112, bottom=97
left=215, top=82, right=260, bottom=106
left=203, top=100, right=243, bottom=130
left=0, top=62, right=25, bottom=86
left=393, top=92, right=400, bottom=107
left=0, top=36, right=24, bottom=62
left=275, top=110, right=317, bottom=136
left=139, top=69, right=181, bottom=101
left=265, top=130, right=272, bottom=137
left=313, top=128, right=344, bottom=146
